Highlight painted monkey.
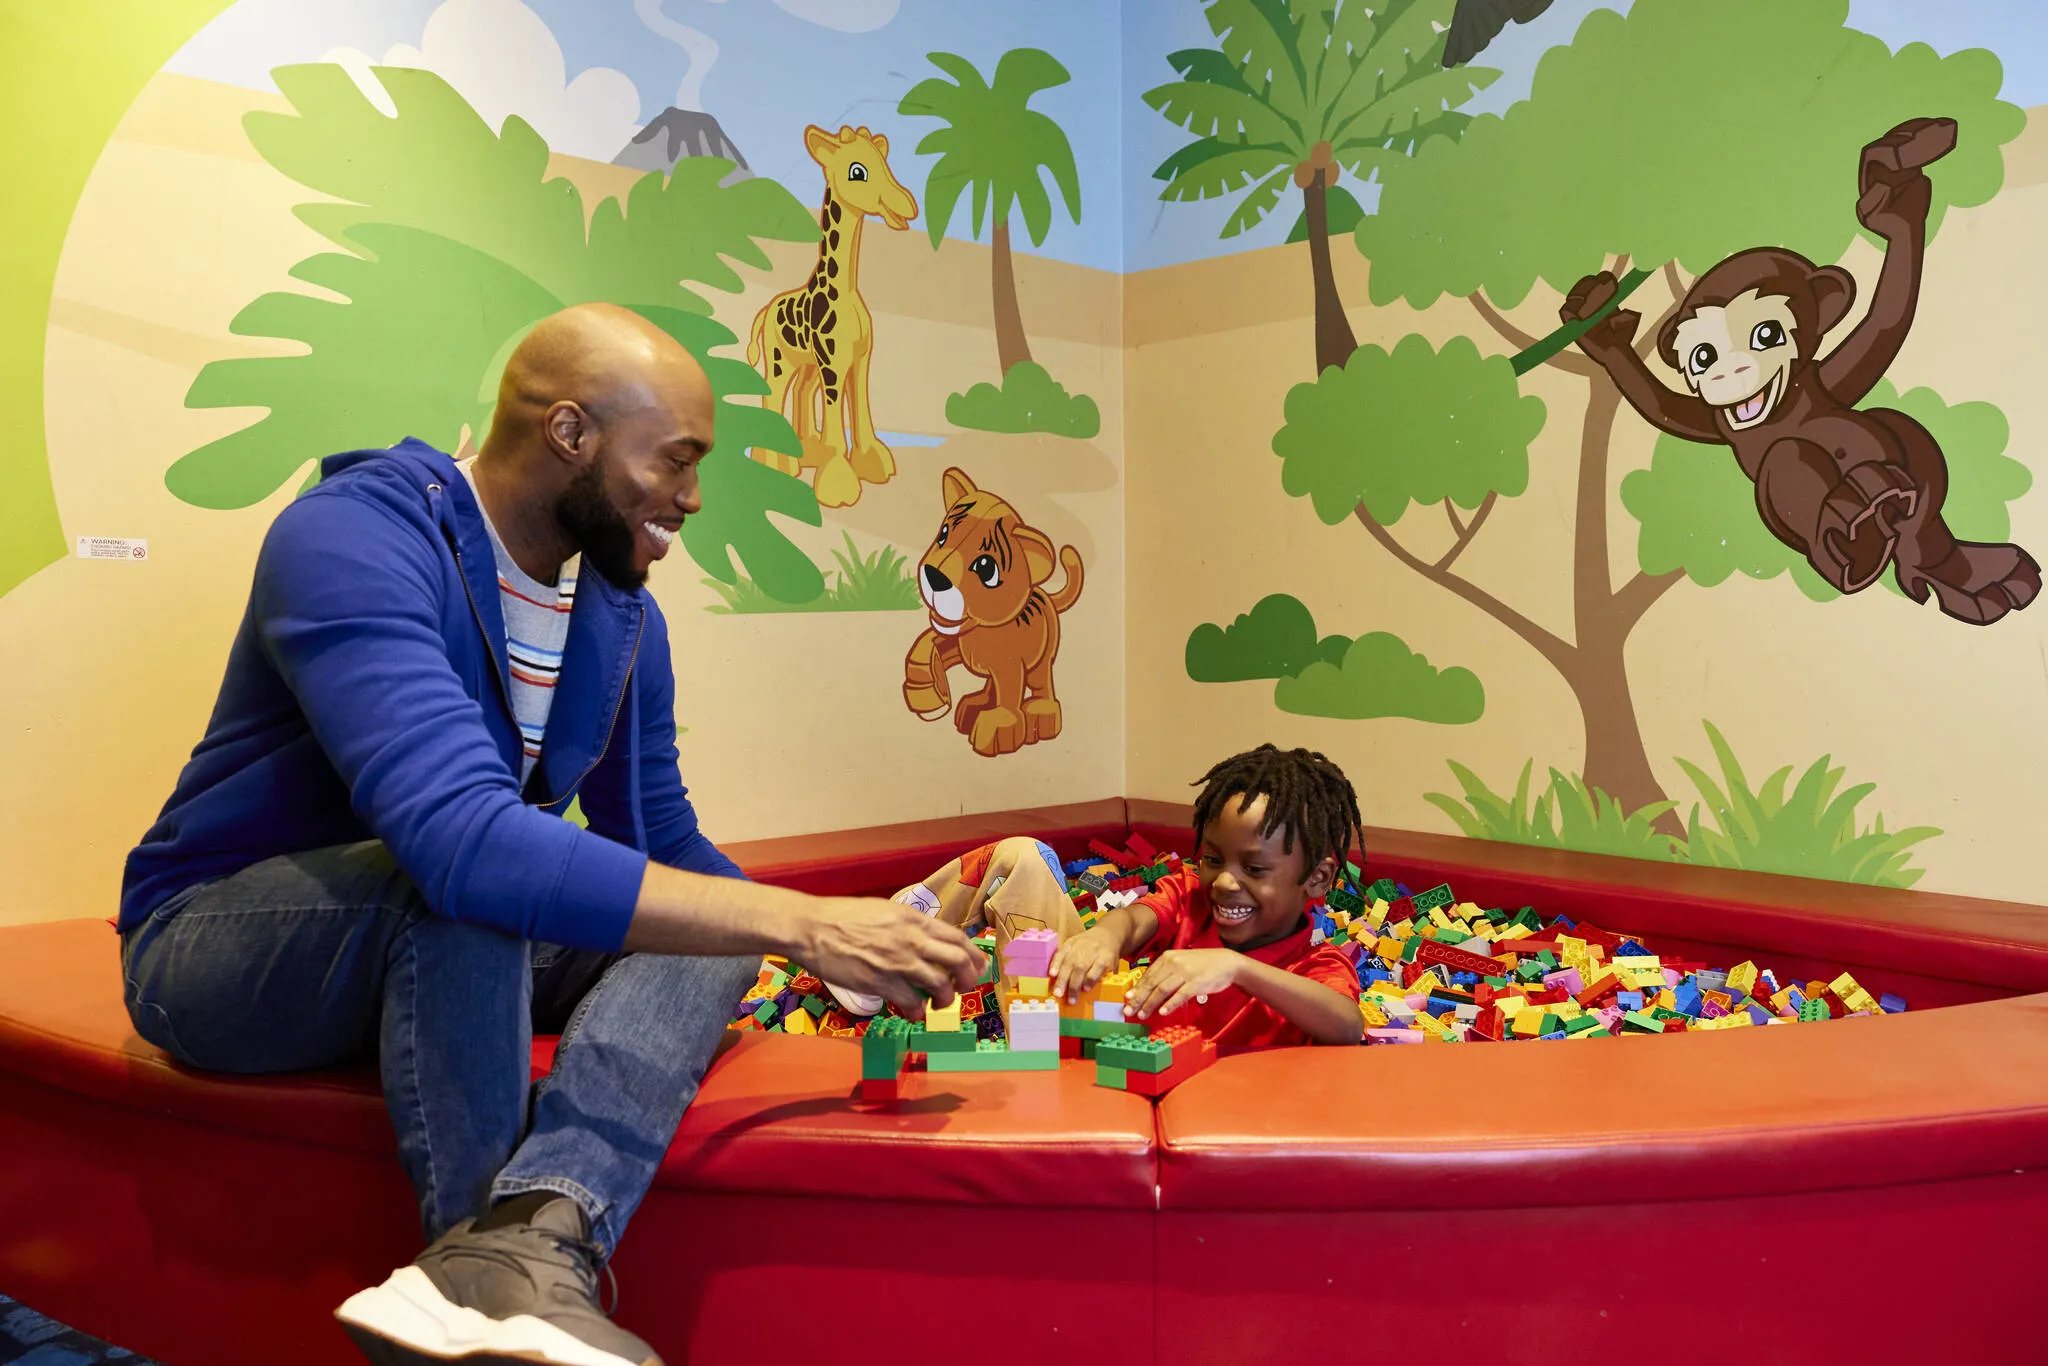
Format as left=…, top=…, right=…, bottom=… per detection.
left=1562, top=117, right=2040, bottom=625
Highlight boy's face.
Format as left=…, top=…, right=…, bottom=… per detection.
left=1196, top=793, right=1336, bottom=951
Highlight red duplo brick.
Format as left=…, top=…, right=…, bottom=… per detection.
left=1123, top=1040, right=1218, bottom=1097
left=1417, top=939, right=1501, bottom=978
left=1385, top=896, right=1417, bottom=923
left=1576, top=973, right=1621, bottom=1007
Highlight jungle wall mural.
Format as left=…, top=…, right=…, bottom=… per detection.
left=1144, top=0, right=2047, bottom=899
left=6, top=0, right=2048, bottom=925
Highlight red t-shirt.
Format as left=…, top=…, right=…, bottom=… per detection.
left=1131, top=869, right=1361, bottom=1050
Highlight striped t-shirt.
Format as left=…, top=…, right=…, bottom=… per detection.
left=458, top=460, right=577, bottom=791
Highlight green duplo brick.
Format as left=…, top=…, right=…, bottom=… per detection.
left=1096, top=1035, right=1172, bottom=1074
left=1366, top=879, right=1402, bottom=902
left=1325, top=887, right=1365, bottom=915
left=801, top=994, right=827, bottom=1017
left=1096, top=1064, right=1128, bottom=1089
left=1059, top=1016, right=1146, bottom=1039
left=926, top=1041, right=1059, bottom=1072
left=1412, top=884, right=1455, bottom=912
left=752, top=1000, right=777, bottom=1024
left=1622, top=1011, right=1665, bottom=1034
left=1564, top=1015, right=1600, bottom=1035
left=908, top=1028, right=978, bottom=1054
left=1080, top=1038, right=1098, bottom=1059
left=1400, top=938, right=1422, bottom=963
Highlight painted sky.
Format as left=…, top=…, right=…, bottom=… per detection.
left=167, top=0, right=2048, bottom=277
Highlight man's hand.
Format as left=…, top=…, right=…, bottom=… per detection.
left=797, top=898, right=981, bottom=1016
left=1123, top=948, right=1241, bottom=1022
left=1050, top=925, right=1124, bottom=1004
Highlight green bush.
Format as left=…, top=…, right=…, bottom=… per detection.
left=945, top=362, right=1100, bottom=438
left=1425, top=723, right=1940, bottom=888
left=1673, top=721, right=1939, bottom=888
left=1425, top=760, right=1678, bottom=861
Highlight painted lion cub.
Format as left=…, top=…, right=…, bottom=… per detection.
left=904, top=467, right=1085, bottom=757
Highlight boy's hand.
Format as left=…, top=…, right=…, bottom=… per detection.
left=1050, top=926, right=1123, bottom=1004
left=1124, top=948, right=1240, bottom=1021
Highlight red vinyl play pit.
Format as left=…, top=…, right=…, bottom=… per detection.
left=5, top=797, right=2046, bottom=1364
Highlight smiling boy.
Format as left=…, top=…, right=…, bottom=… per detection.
left=1049, top=744, right=1365, bottom=1048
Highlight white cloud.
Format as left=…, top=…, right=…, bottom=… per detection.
left=322, top=0, right=642, bottom=162
left=770, top=0, right=900, bottom=34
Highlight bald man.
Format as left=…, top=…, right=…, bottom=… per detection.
left=117, top=304, right=978, bottom=1366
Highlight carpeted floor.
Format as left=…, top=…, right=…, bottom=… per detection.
left=0, top=1296, right=159, bottom=1365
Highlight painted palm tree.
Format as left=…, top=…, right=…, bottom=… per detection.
left=1145, top=0, right=1495, bottom=375
left=898, top=48, right=1081, bottom=376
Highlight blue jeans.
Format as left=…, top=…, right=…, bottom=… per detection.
left=118, top=841, right=759, bottom=1258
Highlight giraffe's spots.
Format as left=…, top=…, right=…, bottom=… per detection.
left=828, top=229, right=840, bottom=249
left=824, top=336, right=836, bottom=356
left=823, top=366, right=839, bottom=389
left=826, top=257, right=838, bottom=279
left=829, top=198, right=843, bottom=224
left=772, top=361, right=783, bottom=377
left=822, top=310, right=837, bottom=333
left=781, top=324, right=800, bottom=347
left=827, top=283, right=838, bottom=301
left=809, top=292, right=828, bottom=328
left=820, top=209, right=831, bottom=230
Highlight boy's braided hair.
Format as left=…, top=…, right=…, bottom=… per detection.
left=1189, top=743, right=1364, bottom=885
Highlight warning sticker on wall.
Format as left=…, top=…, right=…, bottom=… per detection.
left=76, top=537, right=148, bottom=562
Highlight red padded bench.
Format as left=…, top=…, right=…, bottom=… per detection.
left=8, top=798, right=2048, bottom=1364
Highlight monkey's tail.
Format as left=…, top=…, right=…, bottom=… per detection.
left=1046, top=548, right=1084, bottom=614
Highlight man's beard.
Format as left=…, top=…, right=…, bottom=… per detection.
left=554, top=460, right=647, bottom=590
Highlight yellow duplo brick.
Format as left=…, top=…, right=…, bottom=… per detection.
left=1771, top=987, right=1797, bottom=1012
left=784, top=1008, right=817, bottom=1036
left=1455, top=901, right=1484, bottom=920
left=1554, top=1001, right=1583, bottom=1022
left=1655, top=989, right=1676, bottom=1011
left=1512, top=1011, right=1543, bottom=1038
left=1376, top=937, right=1403, bottom=961
left=1014, top=976, right=1050, bottom=997
left=925, top=996, right=962, bottom=1032
left=1496, top=923, right=1533, bottom=941
left=1557, top=934, right=1587, bottom=959
left=1495, top=995, right=1528, bottom=1017
left=1830, top=972, right=1871, bottom=1004
left=1428, top=905, right=1453, bottom=929
left=1361, top=1001, right=1388, bottom=1027
left=1727, top=961, right=1758, bottom=996
left=1366, top=899, right=1390, bottom=931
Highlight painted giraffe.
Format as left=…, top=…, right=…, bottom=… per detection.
left=746, top=124, right=918, bottom=508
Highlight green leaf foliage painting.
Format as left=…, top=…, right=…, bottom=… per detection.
left=1144, top=0, right=1496, bottom=374
left=170, top=62, right=828, bottom=603
left=1185, top=593, right=1481, bottom=725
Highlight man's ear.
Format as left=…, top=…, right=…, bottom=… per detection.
left=543, top=400, right=589, bottom=463
left=1304, top=854, right=1337, bottom=901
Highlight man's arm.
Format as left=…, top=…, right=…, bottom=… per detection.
left=255, top=489, right=650, bottom=952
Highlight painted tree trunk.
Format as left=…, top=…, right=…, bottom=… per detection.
left=1303, top=170, right=1358, bottom=375
left=991, top=221, right=1033, bottom=374
left=1566, top=384, right=1684, bottom=839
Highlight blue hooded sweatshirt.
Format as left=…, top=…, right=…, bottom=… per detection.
left=119, top=438, right=742, bottom=952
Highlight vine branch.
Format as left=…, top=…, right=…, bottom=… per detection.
left=1468, top=292, right=1597, bottom=377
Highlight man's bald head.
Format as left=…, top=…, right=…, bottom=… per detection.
left=472, top=303, right=716, bottom=591
left=490, top=302, right=712, bottom=453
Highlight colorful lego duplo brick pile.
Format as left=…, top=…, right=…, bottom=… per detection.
left=729, top=833, right=1907, bottom=1055
left=1330, top=876, right=1909, bottom=1043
